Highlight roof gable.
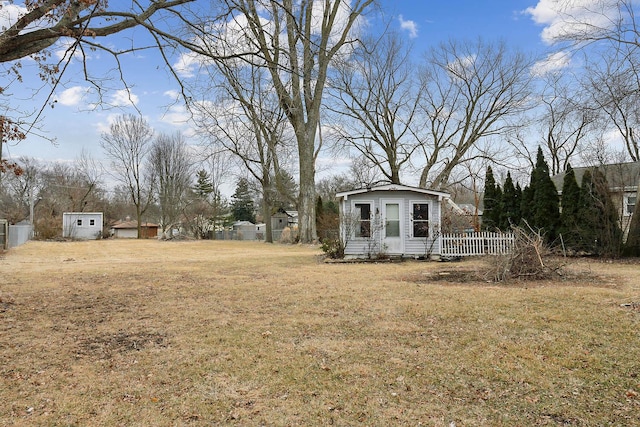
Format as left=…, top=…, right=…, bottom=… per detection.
left=336, top=184, right=449, bottom=200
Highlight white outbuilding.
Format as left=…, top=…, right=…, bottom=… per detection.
left=62, top=212, right=104, bottom=240
left=335, top=184, right=449, bottom=259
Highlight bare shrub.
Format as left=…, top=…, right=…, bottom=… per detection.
left=487, top=225, right=565, bottom=282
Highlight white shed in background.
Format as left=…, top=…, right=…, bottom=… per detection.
left=62, top=212, right=103, bottom=240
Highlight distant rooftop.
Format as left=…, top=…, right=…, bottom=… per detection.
left=551, top=162, right=640, bottom=193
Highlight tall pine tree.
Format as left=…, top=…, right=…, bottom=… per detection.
left=499, top=172, right=520, bottom=230
left=231, top=178, right=256, bottom=223
left=194, top=170, right=214, bottom=200
left=591, top=169, right=623, bottom=256
left=559, top=164, right=581, bottom=251
left=531, top=147, right=561, bottom=243
left=576, top=170, right=599, bottom=253
left=482, top=166, right=501, bottom=231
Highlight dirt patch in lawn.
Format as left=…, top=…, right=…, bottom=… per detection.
left=76, top=331, right=169, bottom=360
left=405, top=258, right=623, bottom=289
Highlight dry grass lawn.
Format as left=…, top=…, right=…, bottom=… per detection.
left=1, top=240, right=640, bottom=426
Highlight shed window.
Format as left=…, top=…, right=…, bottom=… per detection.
left=90, top=219, right=95, bottom=226
left=385, top=203, right=400, bottom=238
left=626, top=195, right=636, bottom=216
left=412, top=203, right=429, bottom=238
left=77, top=219, right=82, bottom=226
left=354, top=203, right=372, bottom=238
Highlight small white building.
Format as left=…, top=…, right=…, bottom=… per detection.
left=232, top=220, right=257, bottom=240
left=62, top=212, right=103, bottom=240
left=335, top=184, right=449, bottom=259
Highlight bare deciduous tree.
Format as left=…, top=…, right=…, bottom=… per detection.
left=537, top=0, right=640, bottom=49
left=329, top=32, right=421, bottom=185
left=193, top=58, right=292, bottom=243
left=100, top=114, right=155, bottom=238
left=537, top=72, right=597, bottom=175
left=418, top=39, right=533, bottom=190
left=542, top=0, right=640, bottom=254
left=186, top=0, right=375, bottom=243
left=0, top=1, right=195, bottom=63
left=583, top=49, right=640, bottom=162
left=148, top=132, right=193, bottom=238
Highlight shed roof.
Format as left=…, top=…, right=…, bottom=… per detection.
left=336, top=184, right=449, bottom=200
left=233, top=221, right=255, bottom=226
left=112, top=221, right=159, bottom=229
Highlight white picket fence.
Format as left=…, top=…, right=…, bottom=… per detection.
left=441, top=232, right=514, bottom=257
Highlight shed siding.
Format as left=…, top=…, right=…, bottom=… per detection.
left=342, top=190, right=442, bottom=258
left=62, top=212, right=103, bottom=240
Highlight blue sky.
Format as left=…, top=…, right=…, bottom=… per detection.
left=2, top=0, right=564, bottom=190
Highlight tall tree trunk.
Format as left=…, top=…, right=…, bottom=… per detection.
left=297, top=128, right=317, bottom=243
left=136, top=204, right=143, bottom=239
left=262, top=172, right=274, bottom=244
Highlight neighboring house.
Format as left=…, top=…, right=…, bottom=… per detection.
left=62, top=212, right=103, bottom=240
left=444, top=200, right=482, bottom=233
left=111, top=219, right=159, bottom=239
left=551, top=161, right=639, bottom=237
left=335, top=184, right=450, bottom=259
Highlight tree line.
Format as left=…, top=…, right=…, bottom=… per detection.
left=1, top=1, right=640, bottom=246
left=483, top=148, right=631, bottom=257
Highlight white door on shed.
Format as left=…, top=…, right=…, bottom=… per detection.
left=381, top=200, right=403, bottom=254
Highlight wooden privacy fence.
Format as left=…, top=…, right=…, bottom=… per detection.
left=441, top=232, right=514, bottom=257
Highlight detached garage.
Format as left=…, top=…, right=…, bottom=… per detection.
left=111, top=220, right=159, bottom=239
left=62, top=212, right=104, bottom=240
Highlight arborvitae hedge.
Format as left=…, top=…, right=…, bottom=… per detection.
left=530, top=148, right=561, bottom=244
left=559, top=164, right=581, bottom=250
left=499, top=172, right=521, bottom=229
left=482, top=166, right=501, bottom=231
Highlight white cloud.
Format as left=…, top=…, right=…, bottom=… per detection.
left=164, top=90, right=181, bottom=100
left=447, top=54, right=477, bottom=80
left=0, top=2, right=26, bottom=31
left=56, top=86, right=90, bottom=106
left=398, top=15, right=418, bottom=39
left=524, top=0, right=623, bottom=45
left=531, top=51, right=572, bottom=76
left=173, top=52, right=201, bottom=78
left=109, top=89, right=139, bottom=107
left=160, top=105, right=190, bottom=127
left=94, top=113, right=120, bottom=135
left=54, top=39, right=83, bottom=61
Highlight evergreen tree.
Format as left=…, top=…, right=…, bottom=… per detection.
left=231, top=178, right=256, bottom=223
left=273, top=169, right=298, bottom=210
left=624, top=204, right=640, bottom=256
left=591, top=169, right=623, bottom=256
left=482, top=166, right=501, bottom=231
left=499, top=172, right=520, bottom=229
left=559, top=164, right=581, bottom=251
left=520, top=184, right=534, bottom=226
left=315, top=195, right=324, bottom=228
left=194, top=169, right=214, bottom=200
left=531, top=147, right=561, bottom=243
left=576, top=170, right=598, bottom=253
